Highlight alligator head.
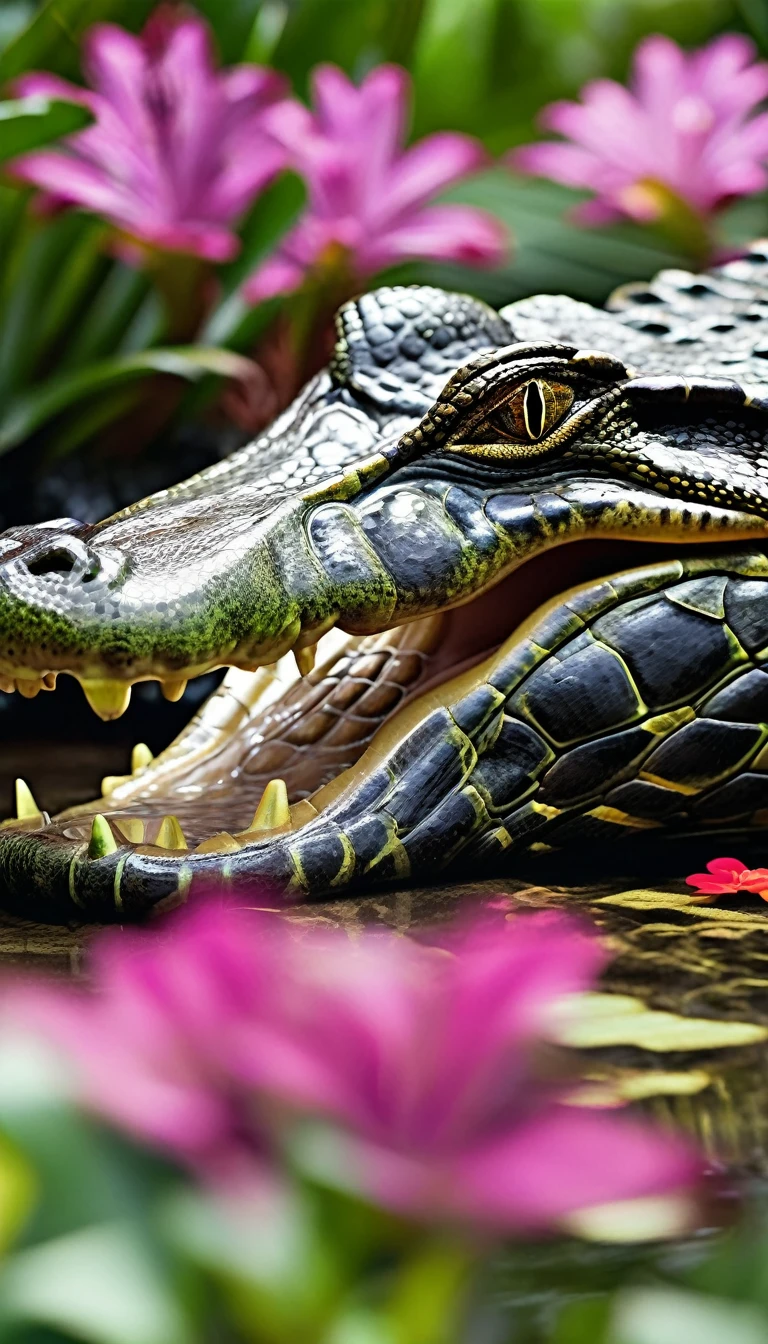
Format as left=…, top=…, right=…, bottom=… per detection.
left=6, top=246, right=768, bottom=918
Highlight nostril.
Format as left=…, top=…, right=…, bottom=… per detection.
left=26, top=549, right=78, bottom=577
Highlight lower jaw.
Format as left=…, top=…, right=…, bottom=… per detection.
left=0, top=535, right=761, bottom=921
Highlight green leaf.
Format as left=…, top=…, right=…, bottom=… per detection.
left=0, top=0, right=154, bottom=82
left=0, top=213, right=106, bottom=399
left=186, top=0, right=264, bottom=63
left=0, top=346, right=256, bottom=455
left=0, top=1222, right=192, bottom=1344
left=610, top=1287, right=768, bottom=1344
left=204, top=171, right=306, bottom=349
left=264, top=0, right=428, bottom=97
left=0, top=96, right=91, bottom=163
left=0, top=1133, right=36, bottom=1256
left=411, top=0, right=499, bottom=134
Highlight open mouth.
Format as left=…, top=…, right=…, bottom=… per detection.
left=3, top=529, right=763, bottom=921
left=5, top=275, right=768, bottom=918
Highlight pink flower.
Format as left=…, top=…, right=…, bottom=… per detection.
left=15, top=901, right=700, bottom=1234
left=686, top=856, right=768, bottom=902
left=8, top=12, right=289, bottom=261
left=511, top=33, right=768, bottom=227
left=244, top=64, right=507, bottom=302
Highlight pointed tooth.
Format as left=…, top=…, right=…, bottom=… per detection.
left=248, top=778, right=291, bottom=833
left=293, top=644, right=317, bottom=678
left=88, top=814, right=118, bottom=859
left=131, top=743, right=154, bottom=774
left=15, top=779, right=41, bottom=820
left=161, top=678, right=188, bottom=703
left=17, top=677, right=47, bottom=699
left=0, top=676, right=14, bottom=694
left=154, top=815, right=188, bottom=850
left=42, top=673, right=57, bottom=690
left=114, top=817, right=145, bottom=844
left=80, top=679, right=132, bottom=721
left=101, top=774, right=131, bottom=796
left=194, top=832, right=241, bottom=854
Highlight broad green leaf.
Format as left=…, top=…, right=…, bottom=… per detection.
left=0, top=4, right=35, bottom=57
left=0, top=1222, right=191, bottom=1344
left=58, top=261, right=149, bottom=368
left=410, top=169, right=685, bottom=310
left=611, top=1287, right=768, bottom=1344
left=0, top=347, right=256, bottom=455
left=0, top=96, right=91, bottom=163
left=411, top=0, right=499, bottom=135
left=388, top=1242, right=472, bottom=1344
left=0, top=213, right=105, bottom=399
left=0, top=1134, right=36, bottom=1256
left=265, top=0, right=428, bottom=96
left=205, top=171, right=306, bottom=348
left=188, top=0, right=264, bottom=63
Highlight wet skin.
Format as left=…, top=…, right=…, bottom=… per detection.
left=6, top=247, right=768, bottom=917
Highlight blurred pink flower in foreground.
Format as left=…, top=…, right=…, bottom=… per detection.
left=18, top=903, right=700, bottom=1234
left=9, top=12, right=288, bottom=261
left=686, top=856, right=768, bottom=902
left=245, top=64, right=507, bottom=302
left=511, top=34, right=768, bottom=228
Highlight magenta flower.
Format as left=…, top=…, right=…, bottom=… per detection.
left=511, top=34, right=768, bottom=228
left=686, top=856, right=768, bottom=902
left=16, top=902, right=700, bottom=1235
left=9, top=12, right=289, bottom=261
left=244, top=64, right=507, bottom=302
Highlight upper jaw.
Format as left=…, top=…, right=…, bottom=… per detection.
left=2, top=461, right=768, bottom=722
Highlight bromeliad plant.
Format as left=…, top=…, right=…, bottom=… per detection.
left=0, top=5, right=506, bottom=475
left=0, top=899, right=704, bottom=1342
left=511, top=33, right=768, bottom=267
left=2, top=2, right=767, bottom=495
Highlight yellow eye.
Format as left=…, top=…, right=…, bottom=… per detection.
left=490, top=379, right=575, bottom=443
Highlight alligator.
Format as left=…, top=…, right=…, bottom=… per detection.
left=6, top=245, right=768, bottom=921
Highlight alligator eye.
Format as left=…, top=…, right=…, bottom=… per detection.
left=490, top=380, right=575, bottom=442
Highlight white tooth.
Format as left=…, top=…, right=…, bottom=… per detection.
left=154, top=815, right=188, bottom=850
left=114, top=817, right=145, bottom=844
left=161, top=678, right=188, bottom=703
left=80, top=678, right=132, bottom=720
left=131, top=743, right=154, bottom=773
left=0, top=676, right=14, bottom=694
left=16, top=678, right=43, bottom=699
left=15, top=779, right=41, bottom=820
left=293, top=644, right=317, bottom=677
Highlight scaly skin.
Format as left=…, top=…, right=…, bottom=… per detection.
left=6, top=247, right=768, bottom=916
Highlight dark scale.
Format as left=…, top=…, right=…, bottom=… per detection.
left=701, top=668, right=768, bottom=722
left=591, top=595, right=744, bottom=707
left=315, top=554, right=768, bottom=885
left=507, top=631, right=647, bottom=745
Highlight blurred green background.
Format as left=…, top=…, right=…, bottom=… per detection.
left=4, top=0, right=767, bottom=317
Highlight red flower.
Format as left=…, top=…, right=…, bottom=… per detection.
left=685, top=856, right=768, bottom=902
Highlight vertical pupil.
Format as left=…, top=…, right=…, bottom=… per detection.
left=523, top=381, right=545, bottom=439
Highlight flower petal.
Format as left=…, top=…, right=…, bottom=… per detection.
left=449, top=1105, right=701, bottom=1230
